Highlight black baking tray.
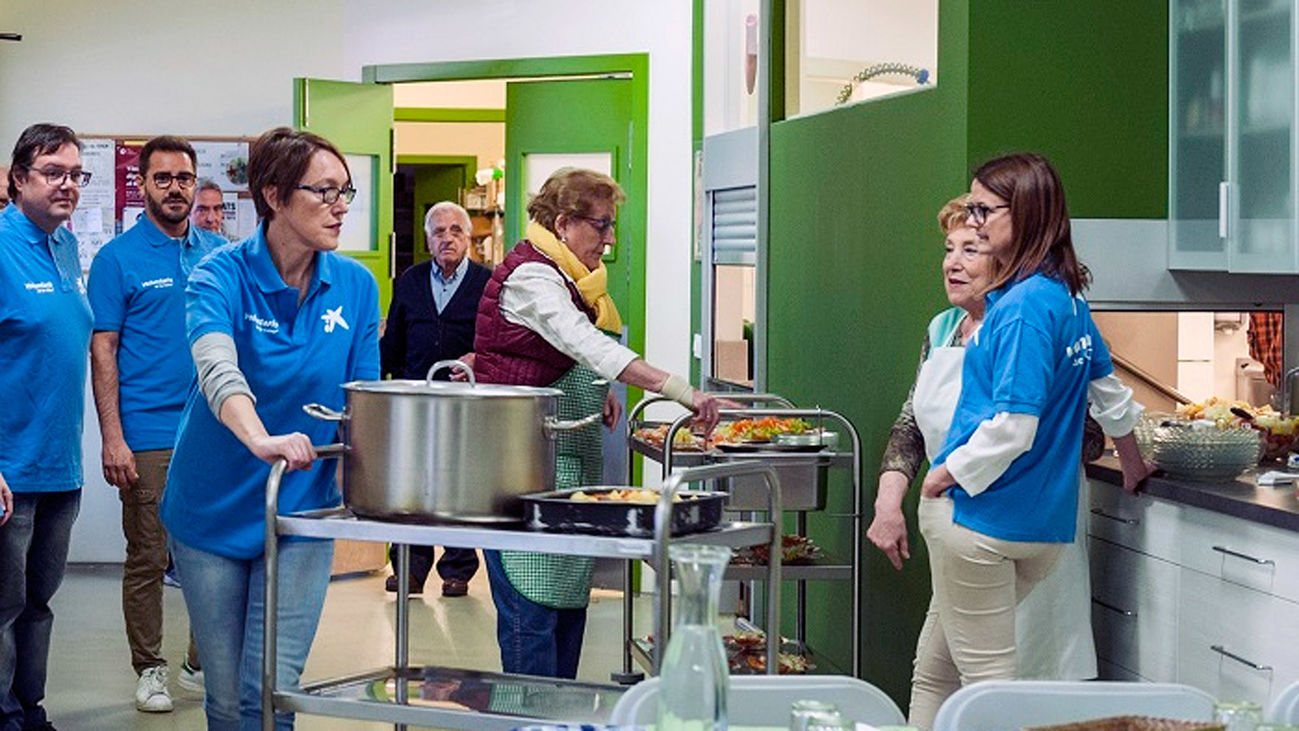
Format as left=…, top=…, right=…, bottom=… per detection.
left=521, top=487, right=728, bottom=537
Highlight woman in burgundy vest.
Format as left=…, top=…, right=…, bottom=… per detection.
left=472, top=168, right=723, bottom=679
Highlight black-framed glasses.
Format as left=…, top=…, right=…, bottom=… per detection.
left=151, top=172, right=197, bottom=189
left=29, top=166, right=92, bottom=188
left=964, top=202, right=1009, bottom=225
left=296, top=184, right=356, bottom=205
left=576, top=215, right=616, bottom=235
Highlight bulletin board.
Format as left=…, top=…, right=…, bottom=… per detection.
left=74, top=135, right=257, bottom=271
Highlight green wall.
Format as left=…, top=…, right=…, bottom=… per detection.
left=967, top=1, right=1169, bottom=219
left=765, top=0, right=969, bottom=704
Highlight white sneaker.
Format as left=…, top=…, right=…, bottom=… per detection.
left=177, top=659, right=205, bottom=693
left=135, top=665, right=173, bottom=712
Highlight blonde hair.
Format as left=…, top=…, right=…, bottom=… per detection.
left=527, top=168, right=626, bottom=234
left=938, top=194, right=970, bottom=234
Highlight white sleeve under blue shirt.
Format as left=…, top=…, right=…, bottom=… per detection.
left=933, top=273, right=1114, bottom=543
left=0, top=205, right=92, bottom=492
left=159, top=224, right=380, bottom=559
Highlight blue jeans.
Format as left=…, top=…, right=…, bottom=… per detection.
left=483, top=550, right=587, bottom=679
left=170, top=536, right=332, bottom=731
left=0, top=490, right=80, bottom=731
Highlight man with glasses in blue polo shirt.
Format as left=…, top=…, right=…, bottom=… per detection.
left=0, top=123, right=94, bottom=731
left=87, top=136, right=224, bottom=715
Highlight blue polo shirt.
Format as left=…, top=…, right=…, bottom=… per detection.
left=0, top=204, right=93, bottom=492
left=933, top=273, right=1112, bottom=543
left=87, top=217, right=227, bottom=451
left=160, top=223, right=380, bottom=559
left=430, top=255, right=469, bottom=313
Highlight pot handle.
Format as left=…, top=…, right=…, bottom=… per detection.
left=427, top=359, right=476, bottom=386
left=302, top=403, right=345, bottom=421
left=544, top=411, right=604, bottom=437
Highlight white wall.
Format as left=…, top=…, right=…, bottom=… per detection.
left=0, top=1, right=694, bottom=560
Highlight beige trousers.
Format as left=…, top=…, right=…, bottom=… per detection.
left=907, top=496, right=1062, bottom=730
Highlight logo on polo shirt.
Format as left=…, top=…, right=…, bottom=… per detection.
left=24, top=281, right=54, bottom=294
left=141, top=277, right=174, bottom=290
left=245, top=312, right=280, bottom=334
left=321, top=306, right=349, bottom=334
left=1066, top=333, right=1094, bottom=367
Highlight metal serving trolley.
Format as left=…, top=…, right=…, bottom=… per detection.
left=259, top=446, right=783, bottom=731
left=620, top=396, right=864, bottom=681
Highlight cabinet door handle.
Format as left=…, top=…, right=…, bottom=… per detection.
left=1210, top=644, right=1273, bottom=672
left=1091, top=596, right=1137, bottom=617
left=1211, top=545, right=1275, bottom=565
left=1218, top=181, right=1230, bottom=238
left=1090, top=508, right=1140, bottom=526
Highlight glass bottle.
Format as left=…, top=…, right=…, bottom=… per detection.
left=656, top=544, right=733, bottom=731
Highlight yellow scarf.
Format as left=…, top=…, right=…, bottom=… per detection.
left=527, top=221, right=623, bottom=333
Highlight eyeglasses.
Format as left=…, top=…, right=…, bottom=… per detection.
left=295, top=184, right=356, bottom=205
left=964, top=202, right=1009, bottom=226
left=576, top=215, right=616, bottom=235
left=29, top=167, right=92, bottom=188
left=151, top=172, right=197, bottom=189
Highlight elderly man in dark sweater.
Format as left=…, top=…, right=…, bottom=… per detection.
left=380, top=201, right=490, bottom=597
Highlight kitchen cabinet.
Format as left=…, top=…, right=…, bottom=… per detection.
left=1169, top=0, right=1297, bottom=272
left=1088, top=477, right=1299, bottom=710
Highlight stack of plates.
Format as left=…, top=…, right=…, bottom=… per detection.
left=1137, top=415, right=1261, bottom=483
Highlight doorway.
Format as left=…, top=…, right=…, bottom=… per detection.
left=393, top=156, right=475, bottom=277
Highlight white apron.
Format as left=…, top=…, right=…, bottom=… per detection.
left=912, top=342, right=1098, bottom=680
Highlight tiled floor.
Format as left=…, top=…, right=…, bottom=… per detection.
left=43, top=562, right=653, bottom=730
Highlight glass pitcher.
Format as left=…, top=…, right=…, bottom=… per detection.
left=656, top=543, right=733, bottom=731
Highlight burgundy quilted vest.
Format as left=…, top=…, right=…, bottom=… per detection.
left=474, top=240, right=597, bottom=387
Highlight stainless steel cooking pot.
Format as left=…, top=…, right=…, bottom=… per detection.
left=305, top=360, right=602, bottom=523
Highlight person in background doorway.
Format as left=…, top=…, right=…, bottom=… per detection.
left=0, top=166, right=9, bottom=208
left=904, top=153, right=1154, bottom=729
left=869, top=196, right=1117, bottom=700
left=0, top=123, right=94, bottom=731
left=191, top=178, right=231, bottom=240
left=473, top=167, right=726, bottom=679
left=87, top=136, right=225, bottom=713
left=159, top=127, right=378, bottom=730
left=380, top=201, right=488, bottom=598
left=1248, top=311, right=1283, bottom=389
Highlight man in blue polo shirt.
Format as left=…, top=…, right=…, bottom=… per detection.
left=0, top=123, right=94, bottom=731
left=87, top=136, right=224, bottom=714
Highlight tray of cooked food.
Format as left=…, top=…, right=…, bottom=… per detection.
left=642, top=630, right=814, bottom=674
left=520, top=487, right=729, bottom=537
left=731, top=534, right=823, bottom=565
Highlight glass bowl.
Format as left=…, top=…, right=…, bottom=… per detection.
left=1137, top=415, right=1261, bottom=483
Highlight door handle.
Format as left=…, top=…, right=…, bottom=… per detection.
left=1212, top=545, right=1275, bottom=566
left=1090, top=508, right=1140, bottom=526
left=1211, top=644, right=1272, bottom=672
left=1091, top=597, right=1137, bottom=618
left=1218, top=181, right=1230, bottom=239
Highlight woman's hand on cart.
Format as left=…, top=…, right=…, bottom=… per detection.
left=249, top=432, right=317, bottom=471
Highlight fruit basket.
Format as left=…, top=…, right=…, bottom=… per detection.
left=1176, top=397, right=1299, bottom=461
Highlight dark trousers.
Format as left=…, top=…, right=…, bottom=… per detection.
left=0, top=490, right=80, bottom=731
left=387, top=544, right=479, bottom=586
left=483, top=550, right=587, bottom=679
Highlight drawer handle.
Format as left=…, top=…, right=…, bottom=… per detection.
left=1091, top=597, right=1137, bottom=617
left=1090, top=508, right=1140, bottom=526
left=1210, top=644, right=1273, bottom=672
left=1211, top=545, right=1275, bottom=566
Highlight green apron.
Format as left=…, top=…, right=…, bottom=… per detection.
left=499, top=365, right=609, bottom=608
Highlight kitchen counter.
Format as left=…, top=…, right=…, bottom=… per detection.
left=1086, top=455, right=1299, bottom=533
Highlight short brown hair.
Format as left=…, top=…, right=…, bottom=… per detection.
left=139, top=135, right=197, bottom=178
left=527, top=168, right=626, bottom=235
left=938, top=194, right=970, bottom=234
left=247, top=127, right=348, bottom=221
left=972, top=152, right=1090, bottom=295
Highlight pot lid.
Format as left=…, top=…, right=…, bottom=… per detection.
left=342, top=379, right=562, bottom=399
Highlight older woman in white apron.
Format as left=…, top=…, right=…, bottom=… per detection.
left=868, top=196, right=1137, bottom=715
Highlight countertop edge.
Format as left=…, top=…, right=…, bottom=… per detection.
left=1086, top=456, right=1299, bottom=532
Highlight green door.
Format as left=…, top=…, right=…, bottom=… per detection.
left=294, top=78, right=395, bottom=308
left=504, top=78, right=644, bottom=362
